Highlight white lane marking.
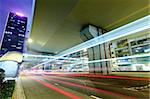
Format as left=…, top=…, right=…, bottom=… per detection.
left=123, top=84, right=150, bottom=91
left=90, top=95, right=102, bottom=99
left=123, top=87, right=138, bottom=91
left=54, top=83, right=59, bottom=86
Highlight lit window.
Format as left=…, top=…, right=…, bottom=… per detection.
left=11, top=45, right=16, bottom=47
left=20, top=21, right=25, bottom=24
left=18, top=29, right=24, bottom=33
left=18, top=34, right=25, bottom=37
left=17, top=22, right=20, bottom=25
left=18, top=43, right=22, bottom=45
left=18, top=40, right=24, bottom=43
left=8, top=26, right=15, bottom=29
left=16, top=47, right=22, bottom=49
left=8, top=39, right=11, bottom=41
left=2, top=48, right=7, bottom=51
left=5, top=31, right=12, bottom=34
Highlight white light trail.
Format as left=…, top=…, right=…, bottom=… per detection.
left=65, top=53, right=150, bottom=67
left=23, top=53, right=83, bottom=61
left=33, top=15, right=150, bottom=67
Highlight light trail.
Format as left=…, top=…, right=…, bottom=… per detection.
left=43, top=76, right=136, bottom=99
left=43, top=75, right=110, bottom=86
left=63, top=53, right=150, bottom=67
left=23, top=53, right=83, bottom=60
left=42, top=73, right=149, bottom=81
left=31, top=77, right=81, bottom=99
left=33, top=15, right=150, bottom=68
left=27, top=70, right=149, bottom=81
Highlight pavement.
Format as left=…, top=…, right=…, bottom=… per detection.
left=111, top=72, right=150, bottom=78
left=12, top=77, right=26, bottom=99
left=15, top=72, right=150, bottom=99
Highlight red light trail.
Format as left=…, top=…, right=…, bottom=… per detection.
left=43, top=76, right=136, bottom=99
left=31, top=77, right=81, bottom=99
left=43, top=73, right=149, bottom=81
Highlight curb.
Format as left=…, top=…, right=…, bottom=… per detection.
left=12, top=77, right=26, bottom=99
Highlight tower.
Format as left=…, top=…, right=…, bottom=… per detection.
left=0, top=12, right=27, bottom=55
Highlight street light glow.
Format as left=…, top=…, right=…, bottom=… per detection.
left=28, top=38, right=33, bottom=43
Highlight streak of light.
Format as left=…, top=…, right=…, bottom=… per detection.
left=42, top=73, right=149, bottom=81
left=43, top=76, right=136, bottom=99
left=31, top=77, right=81, bottom=99
left=33, top=15, right=150, bottom=68
left=43, top=75, right=110, bottom=86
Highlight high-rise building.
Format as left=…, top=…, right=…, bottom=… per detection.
left=0, top=12, right=27, bottom=55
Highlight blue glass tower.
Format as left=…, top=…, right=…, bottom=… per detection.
left=0, top=12, right=27, bottom=55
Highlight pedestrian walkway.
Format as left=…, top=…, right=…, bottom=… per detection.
left=12, top=77, right=26, bottom=99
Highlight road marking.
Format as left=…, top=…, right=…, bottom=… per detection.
left=123, top=84, right=150, bottom=91
left=43, top=76, right=136, bottom=99
left=90, top=95, right=102, bottom=99
left=54, top=83, right=59, bottom=86
left=44, top=75, right=110, bottom=85
left=123, top=87, right=138, bottom=91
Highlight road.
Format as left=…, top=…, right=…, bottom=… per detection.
left=20, top=72, right=150, bottom=99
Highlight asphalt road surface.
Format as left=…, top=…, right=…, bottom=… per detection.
left=20, top=72, right=150, bottom=99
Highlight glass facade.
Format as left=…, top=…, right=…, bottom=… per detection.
left=0, top=12, right=27, bottom=55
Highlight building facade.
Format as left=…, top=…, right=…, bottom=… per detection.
left=0, top=12, right=27, bottom=56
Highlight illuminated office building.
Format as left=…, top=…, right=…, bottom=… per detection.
left=0, top=12, right=27, bottom=55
